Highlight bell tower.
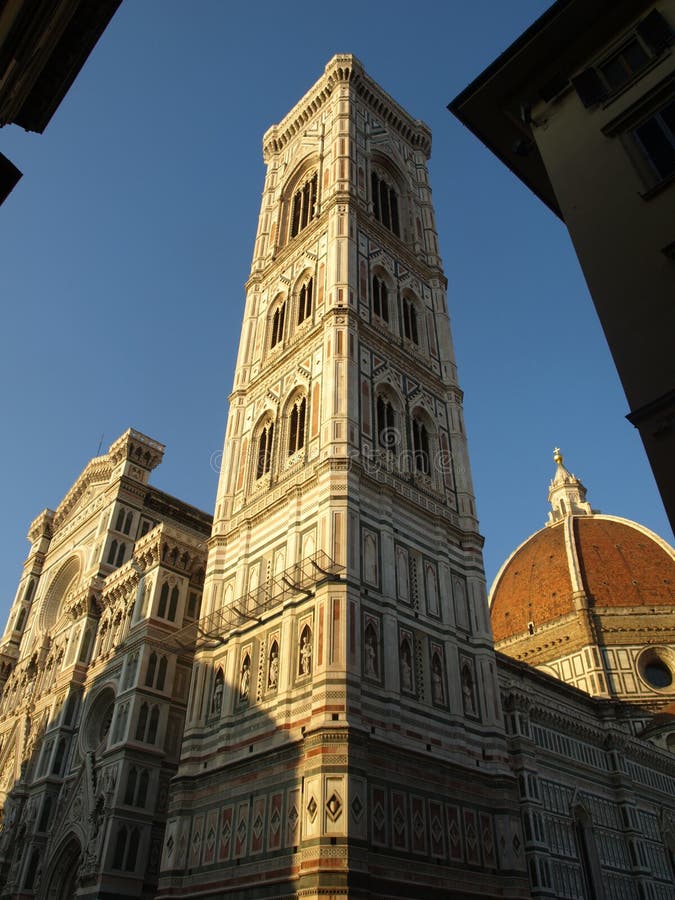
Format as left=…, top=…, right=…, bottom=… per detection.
left=159, top=55, right=527, bottom=899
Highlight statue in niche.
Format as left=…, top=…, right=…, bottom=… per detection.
left=239, top=658, right=250, bottom=700
left=400, top=640, right=413, bottom=692
left=268, top=648, right=279, bottom=689
left=299, top=631, right=312, bottom=675
left=211, top=670, right=223, bottom=715
left=431, top=655, right=444, bottom=704
left=364, top=627, right=378, bottom=679
left=462, top=665, right=476, bottom=716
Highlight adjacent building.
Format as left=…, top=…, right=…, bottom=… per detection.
left=0, top=431, right=210, bottom=898
left=0, top=0, right=122, bottom=203
left=449, top=0, right=675, bottom=533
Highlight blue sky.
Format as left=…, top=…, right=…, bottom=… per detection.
left=1, top=0, right=671, bottom=621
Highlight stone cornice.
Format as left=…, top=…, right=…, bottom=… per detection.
left=262, top=55, right=431, bottom=162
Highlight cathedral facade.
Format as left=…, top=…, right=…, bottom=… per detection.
left=0, top=55, right=674, bottom=900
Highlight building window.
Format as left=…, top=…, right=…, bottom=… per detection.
left=146, top=653, right=157, bottom=687
left=158, top=583, right=169, bottom=618
left=372, top=275, right=389, bottom=322
left=376, top=396, right=397, bottom=450
left=156, top=655, right=167, bottom=691
left=290, top=172, right=318, bottom=238
left=631, top=100, right=675, bottom=183
left=573, top=11, right=674, bottom=106
left=107, top=540, right=118, bottom=565
left=402, top=297, right=418, bottom=344
left=599, top=39, right=649, bottom=92
left=270, top=302, right=286, bottom=348
left=412, top=417, right=430, bottom=475
left=298, top=278, right=313, bottom=324
left=288, top=397, right=307, bottom=456
left=256, top=420, right=274, bottom=479
left=371, top=171, right=400, bottom=237
left=168, top=585, right=179, bottom=621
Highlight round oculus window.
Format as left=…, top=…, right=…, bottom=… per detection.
left=638, top=647, right=675, bottom=692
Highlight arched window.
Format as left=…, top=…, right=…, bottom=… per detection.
left=256, top=420, right=274, bottom=479
left=402, top=297, right=418, bottom=344
left=147, top=706, right=159, bottom=744
left=14, top=608, right=26, bottom=632
left=270, top=302, right=286, bottom=348
left=115, top=509, right=125, bottom=531
left=412, top=416, right=430, bottom=475
left=290, top=172, right=318, bottom=238
left=376, top=395, right=397, bottom=450
left=79, top=628, right=93, bottom=663
left=372, top=275, right=389, bottom=322
left=371, top=171, right=400, bottom=237
left=124, top=766, right=137, bottom=805
left=113, top=827, right=128, bottom=869
left=156, top=655, right=167, bottom=691
left=135, top=703, right=148, bottom=741
left=168, top=586, right=179, bottom=621
left=24, top=849, right=41, bottom=890
left=116, top=542, right=126, bottom=567
left=126, top=827, right=140, bottom=871
left=123, top=511, right=133, bottom=535
left=24, top=579, right=36, bottom=604
left=288, top=397, right=307, bottom=456
left=158, top=583, right=169, bottom=618
left=107, top=540, right=118, bottom=565
left=52, top=737, right=67, bottom=775
left=37, top=796, right=52, bottom=832
left=186, top=591, right=199, bottom=620
left=297, top=278, right=313, bottom=324
left=137, top=770, right=149, bottom=808
left=146, top=653, right=157, bottom=687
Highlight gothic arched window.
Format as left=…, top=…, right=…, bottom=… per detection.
left=137, top=770, right=149, bottom=808
left=168, top=585, right=179, bottom=621
left=158, top=583, right=169, bottom=618
left=107, top=540, right=118, bottom=566
left=372, top=275, right=389, bottom=322
left=256, top=420, right=274, bottom=479
left=116, top=542, right=126, bottom=567
left=288, top=396, right=307, bottom=456
left=371, top=171, right=400, bottom=237
left=124, top=767, right=137, bottom=805
left=113, top=827, right=128, bottom=869
left=147, top=706, right=159, bottom=743
left=376, top=395, right=397, bottom=450
left=156, top=655, right=167, bottom=691
left=145, top=653, right=157, bottom=687
left=270, top=302, right=286, bottom=348
left=135, top=703, right=148, bottom=741
left=298, top=278, right=313, bottom=324
left=290, top=172, right=318, bottom=239
left=412, top=416, right=430, bottom=475
left=402, top=297, right=419, bottom=344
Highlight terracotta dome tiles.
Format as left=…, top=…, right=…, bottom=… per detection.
left=490, top=522, right=574, bottom=642
left=575, top=518, right=675, bottom=608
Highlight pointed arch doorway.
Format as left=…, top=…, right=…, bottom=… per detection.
left=44, top=834, right=82, bottom=900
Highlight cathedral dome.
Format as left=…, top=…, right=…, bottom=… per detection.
left=489, top=450, right=675, bottom=644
